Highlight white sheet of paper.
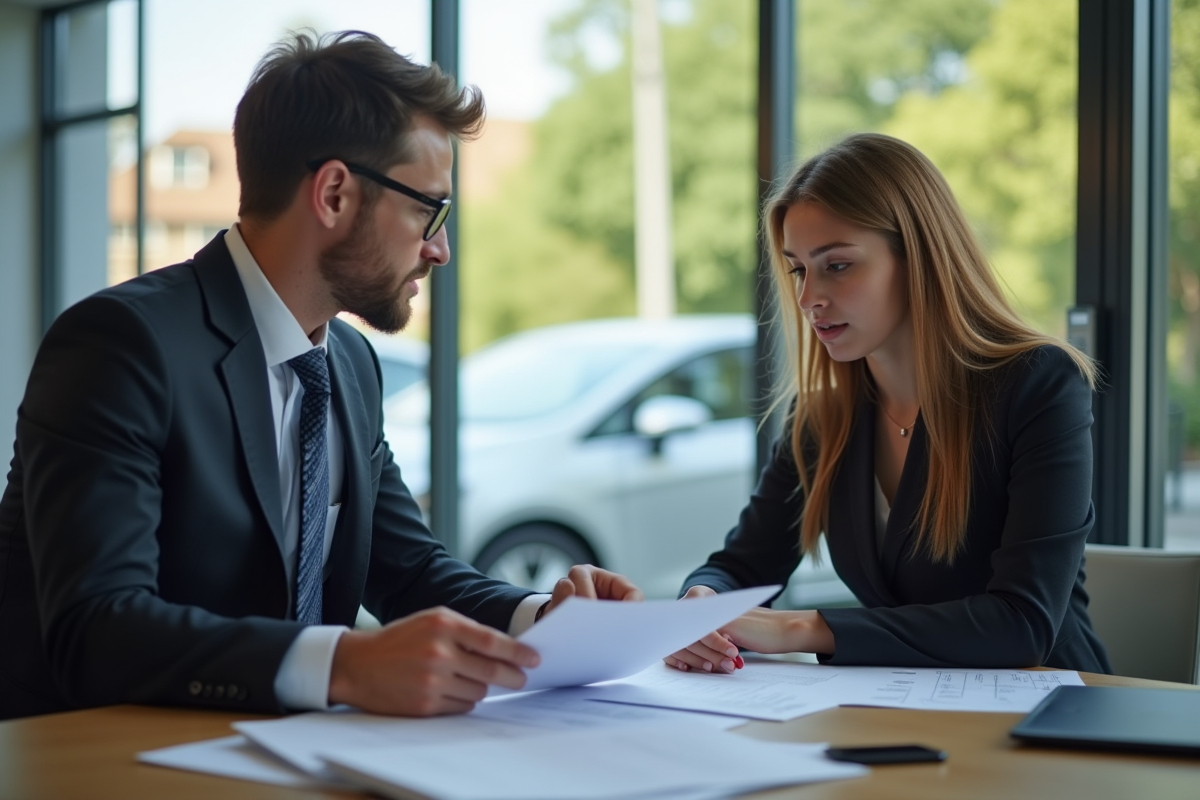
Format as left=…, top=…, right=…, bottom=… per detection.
left=321, top=723, right=866, bottom=800
left=592, top=662, right=844, bottom=721
left=594, top=662, right=1087, bottom=720
left=136, top=735, right=341, bottom=790
left=846, top=665, right=1086, bottom=711
left=236, top=688, right=746, bottom=780
left=505, top=585, right=780, bottom=694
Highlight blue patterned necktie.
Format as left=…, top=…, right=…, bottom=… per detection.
left=288, top=347, right=330, bottom=625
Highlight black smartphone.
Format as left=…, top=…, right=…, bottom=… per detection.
left=824, top=744, right=947, bottom=765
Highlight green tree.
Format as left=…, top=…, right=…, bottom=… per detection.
left=884, top=0, right=1078, bottom=335
left=1167, top=0, right=1200, bottom=445
left=461, top=0, right=1068, bottom=350
left=460, top=166, right=634, bottom=353
left=797, top=0, right=994, bottom=154
left=529, top=0, right=992, bottom=316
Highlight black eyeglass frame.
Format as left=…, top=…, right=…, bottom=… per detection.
left=306, top=159, right=452, bottom=241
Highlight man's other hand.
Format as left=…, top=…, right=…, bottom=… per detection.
left=327, top=606, right=540, bottom=716
left=541, top=564, right=644, bottom=619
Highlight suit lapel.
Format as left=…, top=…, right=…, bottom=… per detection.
left=882, top=412, right=927, bottom=583
left=322, top=329, right=372, bottom=625
left=193, top=234, right=287, bottom=559
left=828, top=396, right=898, bottom=606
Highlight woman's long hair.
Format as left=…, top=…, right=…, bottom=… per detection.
left=764, top=133, right=1096, bottom=563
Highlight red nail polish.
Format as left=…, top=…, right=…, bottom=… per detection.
left=734, top=655, right=744, bottom=669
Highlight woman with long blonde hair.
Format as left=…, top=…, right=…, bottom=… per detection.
left=667, top=133, right=1110, bottom=673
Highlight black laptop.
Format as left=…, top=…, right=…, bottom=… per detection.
left=1011, top=686, right=1200, bottom=757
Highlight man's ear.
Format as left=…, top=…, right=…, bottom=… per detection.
left=308, top=160, right=359, bottom=230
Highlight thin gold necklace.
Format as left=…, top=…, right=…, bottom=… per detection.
left=880, top=405, right=918, bottom=438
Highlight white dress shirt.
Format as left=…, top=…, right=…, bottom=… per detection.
left=224, top=225, right=546, bottom=710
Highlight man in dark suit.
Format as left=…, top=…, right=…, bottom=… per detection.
left=0, top=30, right=640, bottom=722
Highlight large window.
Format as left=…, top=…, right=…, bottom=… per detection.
left=137, top=0, right=429, bottom=293
left=41, top=0, right=140, bottom=327
left=389, top=0, right=767, bottom=597
left=37, top=0, right=1184, bottom=596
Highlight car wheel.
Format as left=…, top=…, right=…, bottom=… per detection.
left=474, top=524, right=596, bottom=594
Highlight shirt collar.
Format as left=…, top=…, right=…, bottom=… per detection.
left=225, top=223, right=327, bottom=367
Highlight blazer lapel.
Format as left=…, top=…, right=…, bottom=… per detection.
left=192, top=234, right=287, bottom=560
left=322, top=331, right=372, bottom=625
left=828, top=396, right=899, bottom=606
left=882, top=412, right=927, bottom=583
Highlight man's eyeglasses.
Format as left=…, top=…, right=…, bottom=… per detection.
left=306, top=159, right=452, bottom=241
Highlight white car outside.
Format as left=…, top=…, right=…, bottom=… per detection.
left=382, top=315, right=854, bottom=606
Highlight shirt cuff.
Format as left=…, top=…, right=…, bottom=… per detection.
left=274, top=625, right=348, bottom=710
left=509, top=594, right=552, bottom=637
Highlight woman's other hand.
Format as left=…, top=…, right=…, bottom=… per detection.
left=663, top=586, right=742, bottom=674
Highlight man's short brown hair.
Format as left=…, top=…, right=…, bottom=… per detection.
left=234, top=30, right=484, bottom=221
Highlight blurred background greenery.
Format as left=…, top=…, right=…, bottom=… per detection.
left=459, top=0, right=1200, bottom=453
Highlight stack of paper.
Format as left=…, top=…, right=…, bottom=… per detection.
left=321, top=723, right=866, bottom=800
left=232, top=690, right=744, bottom=782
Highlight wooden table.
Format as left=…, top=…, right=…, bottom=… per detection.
left=1, top=672, right=1197, bottom=800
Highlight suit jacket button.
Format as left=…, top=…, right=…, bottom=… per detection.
left=236, top=687, right=248, bottom=701
left=202, top=684, right=213, bottom=698
left=214, top=685, right=225, bottom=699
left=227, top=684, right=239, bottom=698
left=188, top=681, right=202, bottom=697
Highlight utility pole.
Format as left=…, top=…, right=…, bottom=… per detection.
left=631, top=0, right=675, bottom=319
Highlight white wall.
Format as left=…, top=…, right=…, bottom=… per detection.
left=0, top=5, right=40, bottom=442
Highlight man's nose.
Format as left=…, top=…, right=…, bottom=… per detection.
left=421, top=225, right=450, bottom=266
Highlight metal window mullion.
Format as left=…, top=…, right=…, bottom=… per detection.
left=1143, top=0, right=1171, bottom=547
left=429, top=0, right=460, bottom=557
left=754, top=0, right=794, bottom=474
left=39, top=9, right=61, bottom=335
left=1075, top=0, right=1170, bottom=546
left=135, top=0, right=145, bottom=276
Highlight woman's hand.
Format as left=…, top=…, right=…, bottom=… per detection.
left=663, top=586, right=742, bottom=674
left=664, top=589, right=837, bottom=673
left=719, top=608, right=834, bottom=656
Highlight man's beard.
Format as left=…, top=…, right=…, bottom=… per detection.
left=318, top=207, right=422, bottom=334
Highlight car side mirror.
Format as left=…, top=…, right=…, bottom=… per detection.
left=633, top=395, right=712, bottom=455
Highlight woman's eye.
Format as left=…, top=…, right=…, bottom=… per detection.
left=828, top=261, right=850, bottom=273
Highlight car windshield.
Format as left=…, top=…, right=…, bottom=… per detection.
left=388, top=337, right=645, bottom=424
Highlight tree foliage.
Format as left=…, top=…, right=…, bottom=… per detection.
left=460, top=0, right=1200, bottom=456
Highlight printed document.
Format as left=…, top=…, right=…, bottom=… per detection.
left=594, top=662, right=1086, bottom=720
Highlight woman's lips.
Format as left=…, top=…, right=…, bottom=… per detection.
left=813, top=322, right=847, bottom=342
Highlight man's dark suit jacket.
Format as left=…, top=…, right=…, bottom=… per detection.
left=683, top=345, right=1112, bottom=673
left=0, top=234, right=533, bottom=720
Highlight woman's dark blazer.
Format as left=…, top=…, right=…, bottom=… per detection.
left=682, top=345, right=1111, bottom=673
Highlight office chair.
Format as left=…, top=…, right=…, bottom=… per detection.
left=1084, top=544, right=1200, bottom=684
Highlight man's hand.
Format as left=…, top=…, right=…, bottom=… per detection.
left=540, top=565, right=644, bottom=619
left=663, top=586, right=741, bottom=674
left=327, top=606, right=540, bottom=716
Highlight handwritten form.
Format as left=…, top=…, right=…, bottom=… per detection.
left=594, top=662, right=1086, bottom=720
